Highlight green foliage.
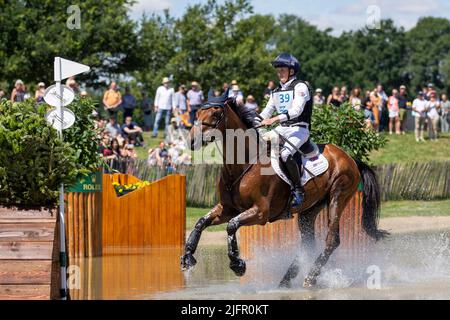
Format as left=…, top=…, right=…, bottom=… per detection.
left=310, top=103, right=386, bottom=162
left=0, top=98, right=101, bottom=206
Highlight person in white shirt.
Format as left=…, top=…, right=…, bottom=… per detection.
left=257, top=53, right=312, bottom=209
left=152, top=77, right=175, bottom=138
left=412, top=92, right=428, bottom=142
left=313, top=88, right=325, bottom=106
left=186, top=81, right=204, bottom=125
left=426, top=91, right=441, bottom=141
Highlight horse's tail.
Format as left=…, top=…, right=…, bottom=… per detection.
left=354, top=159, right=389, bottom=241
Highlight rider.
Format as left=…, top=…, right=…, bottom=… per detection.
left=257, top=53, right=313, bottom=208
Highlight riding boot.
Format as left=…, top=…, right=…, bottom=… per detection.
left=284, top=154, right=305, bottom=208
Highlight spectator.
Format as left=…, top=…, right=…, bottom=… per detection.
left=426, top=83, right=434, bottom=100
left=11, top=79, right=26, bottom=103
left=370, top=89, right=381, bottom=131
left=313, top=88, right=325, bottom=106
left=141, top=91, right=154, bottom=132
left=426, top=91, right=441, bottom=141
left=80, top=90, right=88, bottom=97
left=327, top=86, right=341, bottom=107
left=0, top=89, right=5, bottom=101
left=121, top=138, right=138, bottom=174
left=105, top=117, right=121, bottom=140
left=349, top=88, right=362, bottom=111
left=153, top=77, right=175, bottom=138
left=103, top=138, right=122, bottom=172
left=376, top=84, right=388, bottom=132
left=99, top=133, right=112, bottom=157
left=155, top=141, right=169, bottom=167
left=121, top=116, right=144, bottom=146
left=229, top=84, right=244, bottom=106
left=214, top=90, right=222, bottom=97
left=441, top=94, right=450, bottom=133
left=187, top=81, right=204, bottom=126
left=398, top=85, right=408, bottom=134
left=35, top=82, right=46, bottom=104
left=264, top=80, right=276, bottom=99
left=147, top=148, right=158, bottom=166
left=361, top=97, right=374, bottom=129
left=121, top=86, right=137, bottom=118
left=412, top=92, right=428, bottom=142
left=388, top=89, right=400, bottom=135
left=222, top=82, right=229, bottom=95
left=244, top=95, right=259, bottom=112
left=103, top=81, right=122, bottom=117
left=340, top=86, right=349, bottom=103
left=174, top=84, right=188, bottom=127
left=67, top=77, right=80, bottom=95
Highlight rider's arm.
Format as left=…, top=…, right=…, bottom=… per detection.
left=259, top=95, right=276, bottom=120
left=278, top=82, right=310, bottom=123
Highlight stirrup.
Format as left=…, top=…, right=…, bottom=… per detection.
left=291, top=188, right=304, bottom=208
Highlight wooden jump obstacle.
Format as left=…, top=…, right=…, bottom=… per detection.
left=239, top=191, right=374, bottom=283
left=64, top=173, right=186, bottom=257
left=0, top=207, right=60, bottom=300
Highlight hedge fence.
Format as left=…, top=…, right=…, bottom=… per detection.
left=120, top=160, right=450, bottom=207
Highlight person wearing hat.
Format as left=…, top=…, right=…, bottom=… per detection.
left=412, top=91, right=428, bottom=142
left=257, top=52, right=313, bottom=209
left=186, top=81, right=204, bottom=126
left=10, top=79, right=26, bottom=103
left=313, top=88, right=324, bottom=105
left=153, top=77, right=175, bottom=138
left=174, top=84, right=189, bottom=128
left=244, top=95, right=259, bottom=112
left=35, top=82, right=46, bottom=104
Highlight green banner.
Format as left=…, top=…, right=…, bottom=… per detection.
left=67, top=171, right=102, bottom=193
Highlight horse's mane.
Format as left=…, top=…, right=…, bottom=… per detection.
left=224, top=98, right=249, bottom=130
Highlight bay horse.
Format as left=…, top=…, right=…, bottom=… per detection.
left=180, top=97, right=387, bottom=288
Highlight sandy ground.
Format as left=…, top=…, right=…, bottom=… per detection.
left=188, top=216, right=450, bottom=245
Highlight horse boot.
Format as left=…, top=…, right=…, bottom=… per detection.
left=284, top=154, right=305, bottom=209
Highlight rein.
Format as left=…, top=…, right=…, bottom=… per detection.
left=201, top=102, right=255, bottom=193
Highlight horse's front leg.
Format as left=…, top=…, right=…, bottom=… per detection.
left=181, top=204, right=224, bottom=271
left=227, top=205, right=265, bottom=277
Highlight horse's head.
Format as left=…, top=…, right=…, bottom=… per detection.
left=189, top=88, right=239, bottom=150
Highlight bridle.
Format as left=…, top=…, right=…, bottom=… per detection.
left=195, top=102, right=227, bottom=130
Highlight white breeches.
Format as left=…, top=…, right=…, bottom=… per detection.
left=278, top=126, right=310, bottom=162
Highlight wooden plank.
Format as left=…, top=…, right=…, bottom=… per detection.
left=0, top=241, right=53, bottom=260
left=0, top=223, right=55, bottom=242
left=0, top=218, right=55, bottom=224
left=0, top=260, right=52, bottom=284
left=0, top=207, right=56, bottom=219
left=0, top=285, right=50, bottom=300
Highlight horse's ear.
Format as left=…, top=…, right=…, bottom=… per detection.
left=221, top=88, right=229, bottom=101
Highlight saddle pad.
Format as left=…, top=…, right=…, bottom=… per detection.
left=270, top=149, right=329, bottom=187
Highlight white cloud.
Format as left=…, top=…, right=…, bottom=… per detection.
left=337, top=0, right=443, bottom=15
left=130, top=0, right=172, bottom=15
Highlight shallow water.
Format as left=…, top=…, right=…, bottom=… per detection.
left=68, top=230, right=450, bottom=300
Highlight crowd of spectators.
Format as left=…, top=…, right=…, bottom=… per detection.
left=313, top=83, right=450, bottom=141
left=2, top=76, right=449, bottom=176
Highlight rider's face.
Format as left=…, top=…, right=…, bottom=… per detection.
left=276, top=67, right=291, bottom=84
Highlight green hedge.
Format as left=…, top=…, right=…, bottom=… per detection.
left=0, top=98, right=101, bottom=207
left=310, top=103, right=386, bottom=163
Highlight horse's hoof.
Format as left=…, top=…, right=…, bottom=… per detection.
left=181, top=253, right=197, bottom=271
left=230, top=259, right=246, bottom=277
left=303, top=276, right=317, bottom=288
left=279, top=278, right=292, bottom=289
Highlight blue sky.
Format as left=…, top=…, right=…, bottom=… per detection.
left=129, top=0, right=450, bottom=35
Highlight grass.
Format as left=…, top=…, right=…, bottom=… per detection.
left=380, top=199, right=450, bottom=218
left=186, top=200, right=450, bottom=232
left=369, top=132, right=450, bottom=165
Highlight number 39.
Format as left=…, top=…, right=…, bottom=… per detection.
left=279, top=93, right=290, bottom=103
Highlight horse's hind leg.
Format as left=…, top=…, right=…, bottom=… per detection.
left=227, top=205, right=265, bottom=277
left=303, top=185, right=354, bottom=287
left=279, top=202, right=324, bottom=288
left=181, top=204, right=225, bottom=270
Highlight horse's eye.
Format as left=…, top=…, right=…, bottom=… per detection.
left=213, top=112, right=221, bottom=119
